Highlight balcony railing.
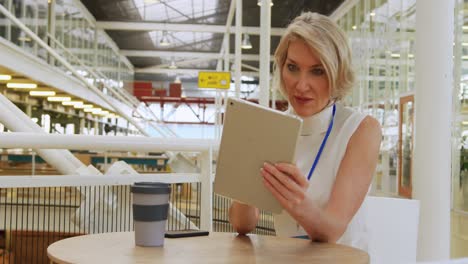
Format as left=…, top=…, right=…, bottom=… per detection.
left=0, top=132, right=275, bottom=264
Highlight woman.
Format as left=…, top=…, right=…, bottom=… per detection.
left=228, top=12, right=382, bottom=251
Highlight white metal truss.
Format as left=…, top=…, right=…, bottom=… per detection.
left=135, top=67, right=259, bottom=77
left=96, top=21, right=286, bottom=36
left=121, top=50, right=273, bottom=61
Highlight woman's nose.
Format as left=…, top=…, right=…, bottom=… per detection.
left=295, top=74, right=310, bottom=92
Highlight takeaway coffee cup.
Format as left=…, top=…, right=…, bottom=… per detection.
left=131, top=182, right=171, bottom=247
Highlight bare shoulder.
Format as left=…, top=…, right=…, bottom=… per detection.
left=345, top=115, right=382, bottom=155
left=354, top=115, right=382, bottom=140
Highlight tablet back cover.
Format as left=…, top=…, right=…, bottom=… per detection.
left=214, top=98, right=302, bottom=213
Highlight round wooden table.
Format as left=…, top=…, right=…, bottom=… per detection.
left=47, top=232, right=369, bottom=264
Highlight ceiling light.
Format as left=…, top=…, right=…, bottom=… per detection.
left=0, top=74, right=12, bottom=81
left=241, top=34, right=252, bottom=49
left=7, top=83, right=37, bottom=89
left=18, top=31, right=31, bottom=42
left=84, top=107, right=101, bottom=113
left=84, top=108, right=94, bottom=112
left=47, top=96, right=71, bottom=102
left=29, top=90, right=56, bottom=96
left=257, top=0, right=273, bottom=6
left=91, top=109, right=105, bottom=115
left=62, top=101, right=83, bottom=106
left=352, top=25, right=357, bottom=30
left=169, top=59, right=177, bottom=69
left=76, top=104, right=93, bottom=109
left=370, top=12, right=376, bottom=17
left=76, top=69, right=88, bottom=77
left=160, top=30, right=171, bottom=46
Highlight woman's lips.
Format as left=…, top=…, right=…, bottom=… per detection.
left=294, top=96, right=313, bottom=104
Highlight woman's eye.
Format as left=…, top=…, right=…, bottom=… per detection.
left=311, top=68, right=325, bottom=76
left=287, top=64, right=298, bottom=72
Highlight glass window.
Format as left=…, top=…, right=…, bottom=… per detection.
left=338, top=0, right=416, bottom=196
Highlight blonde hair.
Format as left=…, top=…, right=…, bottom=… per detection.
left=273, top=12, right=354, bottom=101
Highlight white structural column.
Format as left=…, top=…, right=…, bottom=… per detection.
left=258, top=0, right=271, bottom=107
left=234, top=0, right=242, bottom=98
left=199, top=149, right=213, bottom=231
left=224, top=31, right=230, bottom=73
left=413, top=0, right=453, bottom=261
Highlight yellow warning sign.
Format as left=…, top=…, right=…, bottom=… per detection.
left=198, top=71, right=231, bottom=89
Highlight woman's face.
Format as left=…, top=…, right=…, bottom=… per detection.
left=282, top=39, right=331, bottom=117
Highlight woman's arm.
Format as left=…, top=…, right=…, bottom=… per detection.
left=261, top=116, right=382, bottom=242
left=228, top=201, right=260, bottom=235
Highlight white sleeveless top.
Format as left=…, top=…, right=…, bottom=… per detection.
left=274, top=102, right=369, bottom=251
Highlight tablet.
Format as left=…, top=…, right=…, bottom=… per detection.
left=214, top=97, right=302, bottom=213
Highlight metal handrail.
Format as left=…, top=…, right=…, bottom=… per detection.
left=0, top=132, right=217, bottom=152
left=46, top=33, right=132, bottom=105
left=0, top=132, right=215, bottom=231
left=0, top=4, right=149, bottom=136
left=0, top=174, right=200, bottom=188
left=47, top=33, right=181, bottom=138
left=45, top=32, right=178, bottom=138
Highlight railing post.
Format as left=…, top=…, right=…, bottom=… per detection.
left=31, top=151, right=35, bottom=176
left=199, top=148, right=213, bottom=231
left=47, top=0, right=56, bottom=66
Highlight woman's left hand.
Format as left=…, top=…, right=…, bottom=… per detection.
left=261, top=162, right=309, bottom=213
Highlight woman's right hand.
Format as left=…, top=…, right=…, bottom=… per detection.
left=228, top=201, right=259, bottom=235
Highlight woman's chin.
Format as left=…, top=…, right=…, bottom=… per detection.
left=293, top=104, right=316, bottom=117
left=296, top=110, right=315, bottom=118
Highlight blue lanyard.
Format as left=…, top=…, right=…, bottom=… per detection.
left=306, top=103, right=336, bottom=181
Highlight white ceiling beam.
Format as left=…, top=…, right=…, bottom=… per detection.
left=135, top=67, right=259, bottom=77
left=120, top=50, right=273, bottom=61
left=139, top=61, right=259, bottom=72
left=136, top=68, right=212, bottom=75
left=122, top=50, right=220, bottom=59
left=142, top=57, right=214, bottom=70
left=96, top=21, right=286, bottom=36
